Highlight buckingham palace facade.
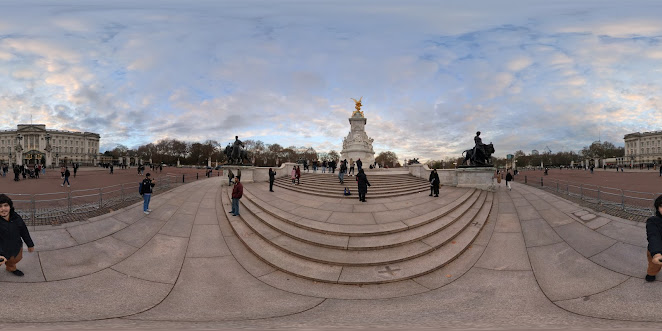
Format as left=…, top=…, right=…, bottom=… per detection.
left=624, top=131, right=662, bottom=165
left=0, top=124, right=100, bottom=166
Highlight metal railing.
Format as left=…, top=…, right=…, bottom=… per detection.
left=520, top=176, right=659, bottom=217
left=5, top=173, right=213, bottom=226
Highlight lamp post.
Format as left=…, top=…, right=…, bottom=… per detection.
left=16, top=134, right=23, bottom=166
left=8, top=147, right=11, bottom=166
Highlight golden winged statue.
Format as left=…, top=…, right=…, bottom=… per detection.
left=350, top=97, right=364, bottom=117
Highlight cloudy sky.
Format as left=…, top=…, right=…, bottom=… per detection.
left=2, top=0, right=662, bottom=162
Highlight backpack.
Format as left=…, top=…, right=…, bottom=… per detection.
left=139, top=181, right=144, bottom=195
left=343, top=187, right=351, bottom=196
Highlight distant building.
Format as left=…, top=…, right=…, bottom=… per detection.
left=531, top=150, right=539, bottom=155
left=0, top=124, right=100, bottom=166
left=624, top=131, right=662, bottom=165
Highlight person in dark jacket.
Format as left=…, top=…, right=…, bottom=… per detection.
left=295, top=166, right=301, bottom=185
left=141, top=173, right=156, bottom=214
left=646, top=195, right=662, bottom=282
left=13, top=165, right=19, bottom=181
left=429, top=169, right=440, bottom=197
left=356, top=158, right=363, bottom=172
left=505, top=171, right=513, bottom=191
left=61, top=167, right=71, bottom=187
left=230, top=177, right=243, bottom=216
left=268, top=168, right=276, bottom=192
left=0, top=194, right=35, bottom=277
left=356, top=168, right=371, bottom=202
left=228, top=169, right=235, bottom=186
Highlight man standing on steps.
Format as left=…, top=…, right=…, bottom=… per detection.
left=230, top=177, right=243, bottom=216
left=429, top=169, right=440, bottom=197
left=268, top=168, right=276, bottom=192
left=356, top=158, right=363, bottom=172
left=356, top=168, right=371, bottom=202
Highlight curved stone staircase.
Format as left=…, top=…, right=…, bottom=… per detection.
left=223, top=173, right=493, bottom=285
left=272, top=172, right=431, bottom=198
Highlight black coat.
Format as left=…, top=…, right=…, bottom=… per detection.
left=356, top=172, right=371, bottom=193
left=647, top=215, right=662, bottom=256
left=356, top=160, right=363, bottom=169
left=0, top=211, right=34, bottom=259
left=505, top=173, right=513, bottom=181
left=269, top=169, right=276, bottom=182
left=429, top=172, right=440, bottom=189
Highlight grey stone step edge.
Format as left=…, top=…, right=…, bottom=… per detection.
left=239, top=188, right=483, bottom=251
left=242, top=188, right=478, bottom=237
left=273, top=179, right=430, bottom=191
left=232, top=189, right=488, bottom=266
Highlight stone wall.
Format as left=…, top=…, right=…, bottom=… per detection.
left=221, top=162, right=297, bottom=183
left=406, top=164, right=495, bottom=192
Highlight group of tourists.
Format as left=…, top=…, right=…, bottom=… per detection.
left=2, top=164, right=45, bottom=181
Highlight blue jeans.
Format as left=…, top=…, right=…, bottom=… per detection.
left=322, top=166, right=326, bottom=173
left=231, top=198, right=240, bottom=216
left=143, top=193, right=151, bottom=211
left=338, top=172, right=344, bottom=182
left=62, top=177, right=70, bottom=185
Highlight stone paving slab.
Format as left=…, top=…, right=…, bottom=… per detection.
left=158, top=211, right=195, bottom=238
left=65, top=216, right=127, bottom=244
left=193, top=207, right=218, bottom=225
left=494, top=213, right=521, bottom=233
left=290, top=205, right=333, bottom=222
left=596, top=220, right=647, bottom=247
left=0, top=250, right=44, bottom=282
left=554, top=221, right=617, bottom=257
left=112, top=234, right=188, bottom=284
left=111, top=206, right=149, bottom=225
left=39, top=236, right=138, bottom=281
left=373, top=208, right=418, bottom=224
left=0, top=269, right=171, bottom=322
left=589, top=242, right=650, bottom=278
left=585, top=216, right=611, bottom=229
left=528, top=242, right=628, bottom=301
left=537, top=208, right=574, bottom=227
left=515, top=205, right=542, bottom=221
left=129, top=257, right=324, bottom=321
left=475, top=232, right=530, bottom=271
left=556, top=277, right=662, bottom=322
left=29, top=228, right=78, bottom=252
left=186, top=224, right=231, bottom=258
left=520, top=218, right=563, bottom=247
left=111, top=218, right=167, bottom=248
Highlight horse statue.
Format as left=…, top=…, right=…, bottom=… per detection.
left=224, top=144, right=250, bottom=165
left=462, top=143, right=495, bottom=166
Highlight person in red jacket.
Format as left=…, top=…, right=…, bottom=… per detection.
left=646, top=195, right=662, bottom=281
left=230, top=177, right=243, bottom=216
left=295, top=165, right=301, bottom=185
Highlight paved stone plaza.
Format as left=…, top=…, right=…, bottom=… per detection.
left=0, top=174, right=661, bottom=330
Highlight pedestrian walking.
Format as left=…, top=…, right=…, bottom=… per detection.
left=73, top=164, right=78, bottom=178
left=61, top=167, right=71, bottom=187
left=505, top=171, right=513, bottom=191
left=291, top=167, right=296, bottom=184
left=13, top=165, right=19, bottom=181
left=356, top=168, right=371, bottom=202
left=60, top=165, right=65, bottom=179
left=140, top=173, right=155, bottom=214
left=0, top=194, right=35, bottom=277
left=645, top=195, right=662, bottom=282
left=269, top=168, right=276, bottom=192
left=34, top=165, right=39, bottom=179
left=230, top=177, right=243, bottom=216
left=339, top=161, right=346, bottom=184
left=228, top=169, right=235, bottom=186
left=236, top=169, right=241, bottom=182
left=296, top=165, right=301, bottom=185
left=110, top=164, right=114, bottom=174
left=322, top=160, right=327, bottom=174
left=429, top=169, right=440, bottom=197
left=349, top=159, right=355, bottom=176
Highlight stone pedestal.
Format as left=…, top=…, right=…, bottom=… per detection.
left=340, top=111, right=375, bottom=165
left=407, top=164, right=495, bottom=192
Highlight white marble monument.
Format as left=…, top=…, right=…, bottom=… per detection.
left=340, top=98, right=375, bottom=165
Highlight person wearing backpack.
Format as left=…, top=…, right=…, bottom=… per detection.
left=141, top=173, right=156, bottom=214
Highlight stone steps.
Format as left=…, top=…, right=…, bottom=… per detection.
left=223, top=185, right=493, bottom=284
left=234, top=190, right=486, bottom=266
left=242, top=188, right=477, bottom=237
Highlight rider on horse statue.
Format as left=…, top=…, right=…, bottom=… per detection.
left=473, top=131, right=485, bottom=164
